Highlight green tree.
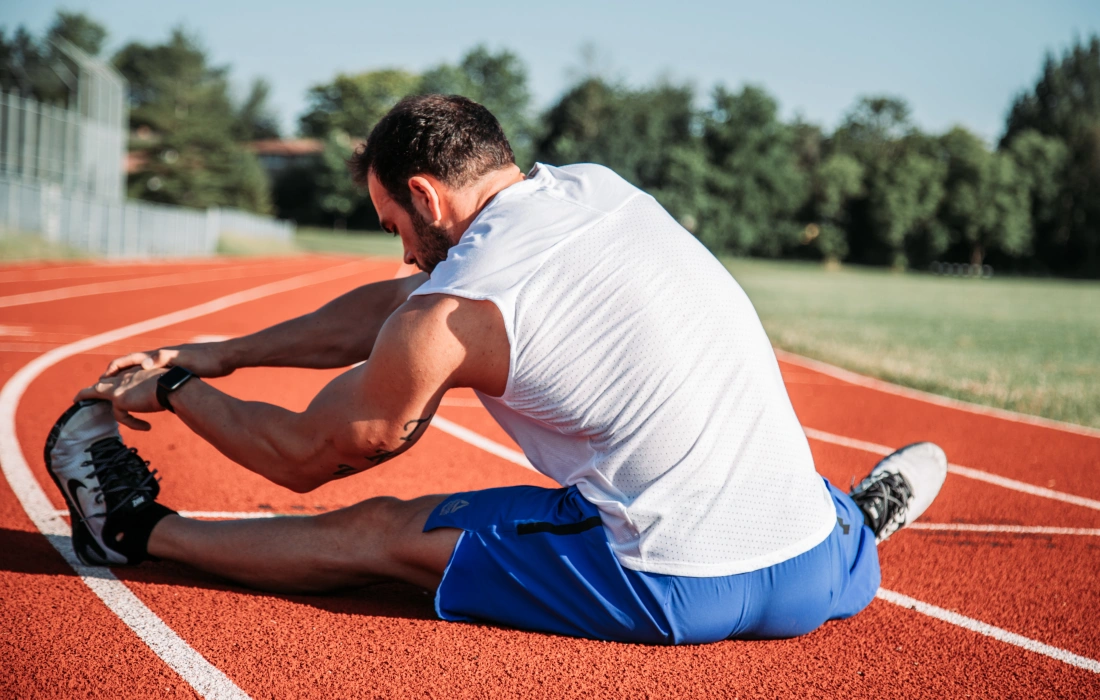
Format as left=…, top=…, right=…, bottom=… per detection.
left=832, top=96, right=946, bottom=268
left=113, top=28, right=271, bottom=213
left=1002, top=35, right=1100, bottom=275
left=692, top=85, right=808, bottom=256
left=232, top=77, right=280, bottom=141
left=0, top=10, right=108, bottom=104
left=537, top=78, right=696, bottom=195
left=0, top=27, right=52, bottom=97
left=1002, top=129, right=1070, bottom=270
left=938, top=127, right=1031, bottom=266
left=806, top=153, right=865, bottom=262
left=299, top=69, right=419, bottom=139
left=316, top=130, right=367, bottom=228
left=48, top=11, right=107, bottom=56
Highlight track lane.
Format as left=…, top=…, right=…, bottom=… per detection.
left=809, top=441, right=1100, bottom=660
left=6, top=258, right=1100, bottom=698
left=779, top=360, right=1100, bottom=501
left=0, top=257, right=324, bottom=308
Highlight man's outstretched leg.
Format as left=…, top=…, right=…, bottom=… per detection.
left=147, top=495, right=458, bottom=593
left=45, top=400, right=459, bottom=594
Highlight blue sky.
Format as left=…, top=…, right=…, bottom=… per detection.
left=6, top=1, right=1099, bottom=141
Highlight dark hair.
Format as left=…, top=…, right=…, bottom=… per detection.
left=349, top=94, right=515, bottom=211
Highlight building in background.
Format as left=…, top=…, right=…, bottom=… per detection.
left=249, top=138, right=323, bottom=180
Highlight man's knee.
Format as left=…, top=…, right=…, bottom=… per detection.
left=310, top=495, right=449, bottom=578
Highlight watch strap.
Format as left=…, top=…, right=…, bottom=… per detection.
left=156, top=366, right=194, bottom=413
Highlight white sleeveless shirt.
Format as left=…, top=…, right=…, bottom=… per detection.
left=411, top=163, right=837, bottom=577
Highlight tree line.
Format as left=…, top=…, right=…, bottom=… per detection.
left=4, top=12, right=1099, bottom=276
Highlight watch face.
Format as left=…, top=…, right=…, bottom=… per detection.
left=162, top=366, right=193, bottom=390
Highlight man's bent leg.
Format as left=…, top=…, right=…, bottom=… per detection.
left=147, top=495, right=460, bottom=594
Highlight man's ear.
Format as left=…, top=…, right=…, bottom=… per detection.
left=407, top=176, right=444, bottom=224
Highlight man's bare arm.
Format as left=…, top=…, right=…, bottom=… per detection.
left=103, top=273, right=428, bottom=378
left=81, top=293, right=509, bottom=490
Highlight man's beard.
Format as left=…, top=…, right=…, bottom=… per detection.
left=408, top=207, right=454, bottom=275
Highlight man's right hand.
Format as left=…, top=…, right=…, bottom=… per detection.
left=102, top=342, right=234, bottom=379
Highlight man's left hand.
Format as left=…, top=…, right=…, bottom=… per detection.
left=75, top=367, right=169, bottom=431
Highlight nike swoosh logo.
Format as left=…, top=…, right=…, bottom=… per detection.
left=68, top=478, right=89, bottom=521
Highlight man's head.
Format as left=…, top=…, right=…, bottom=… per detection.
left=350, top=94, right=521, bottom=273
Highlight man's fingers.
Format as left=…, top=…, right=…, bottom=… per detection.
left=141, top=349, right=178, bottom=370
left=114, top=407, right=151, bottom=432
left=74, top=382, right=110, bottom=403
left=103, top=352, right=150, bottom=378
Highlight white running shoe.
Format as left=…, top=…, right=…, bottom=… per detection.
left=848, top=442, right=948, bottom=544
left=44, top=400, right=163, bottom=565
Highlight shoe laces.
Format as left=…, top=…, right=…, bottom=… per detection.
left=83, top=437, right=159, bottom=517
left=850, top=471, right=913, bottom=540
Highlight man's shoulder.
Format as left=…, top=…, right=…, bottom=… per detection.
left=397, top=292, right=501, bottom=326
left=532, top=162, right=643, bottom=212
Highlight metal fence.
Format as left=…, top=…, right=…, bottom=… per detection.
left=0, top=41, right=127, bottom=200
left=0, top=92, right=83, bottom=190
left=0, top=42, right=295, bottom=259
left=0, top=176, right=292, bottom=258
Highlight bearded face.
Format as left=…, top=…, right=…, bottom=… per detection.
left=408, top=205, right=455, bottom=275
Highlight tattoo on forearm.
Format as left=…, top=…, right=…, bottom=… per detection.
left=333, top=464, right=358, bottom=478
left=399, top=416, right=431, bottom=442
left=331, top=413, right=434, bottom=478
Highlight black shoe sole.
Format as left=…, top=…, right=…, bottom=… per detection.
left=43, top=400, right=116, bottom=566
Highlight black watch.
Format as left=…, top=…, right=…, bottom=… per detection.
left=156, top=366, right=195, bottom=413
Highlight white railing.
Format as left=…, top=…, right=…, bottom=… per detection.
left=0, top=176, right=294, bottom=258
left=212, top=207, right=294, bottom=242
left=0, top=91, right=85, bottom=191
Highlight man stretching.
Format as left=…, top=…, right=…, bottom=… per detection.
left=46, top=95, right=946, bottom=644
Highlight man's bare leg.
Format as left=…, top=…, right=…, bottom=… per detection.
left=147, top=494, right=460, bottom=594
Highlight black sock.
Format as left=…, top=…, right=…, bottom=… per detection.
left=102, top=503, right=177, bottom=564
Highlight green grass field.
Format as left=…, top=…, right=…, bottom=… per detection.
left=217, top=228, right=404, bottom=258
left=0, top=232, right=88, bottom=260
left=724, top=258, right=1100, bottom=430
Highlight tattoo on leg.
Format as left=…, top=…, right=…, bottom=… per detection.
left=331, top=413, right=434, bottom=478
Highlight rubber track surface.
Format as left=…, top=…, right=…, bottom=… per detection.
left=2, top=257, right=1097, bottom=699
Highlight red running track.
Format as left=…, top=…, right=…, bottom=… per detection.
left=1, top=256, right=1097, bottom=699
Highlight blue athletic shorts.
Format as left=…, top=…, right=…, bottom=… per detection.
left=424, top=478, right=880, bottom=644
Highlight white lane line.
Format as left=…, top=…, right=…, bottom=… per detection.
left=803, top=427, right=1100, bottom=512
left=38, top=531, right=250, bottom=699
left=907, top=523, right=1100, bottom=536
left=0, top=259, right=313, bottom=309
left=876, top=588, right=1100, bottom=673
left=431, top=416, right=535, bottom=471
left=0, top=259, right=369, bottom=700
left=776, top=349, right=1100, bottom=439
